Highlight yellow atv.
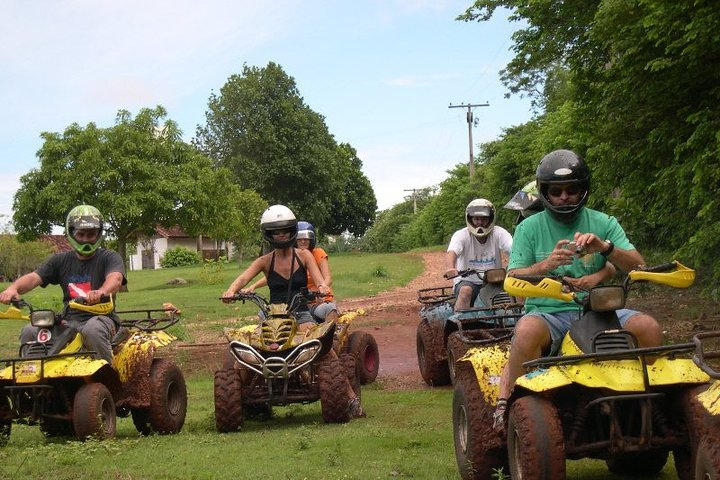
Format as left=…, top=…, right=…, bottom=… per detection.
left=0, top=298, right=187, bottom=444
left=452, top=261, right=716, bottom=480
left=691, top=331, right=720, bottom=479
left=215, top=290, right=364, bottom=432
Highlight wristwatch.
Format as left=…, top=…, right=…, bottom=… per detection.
left=600, top=240, right=614, bottom=257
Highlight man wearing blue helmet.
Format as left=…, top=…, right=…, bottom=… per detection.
left=0, top=205, right=127, bottom=363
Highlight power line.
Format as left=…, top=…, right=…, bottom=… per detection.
left=448, top=102, right=490, bottom=177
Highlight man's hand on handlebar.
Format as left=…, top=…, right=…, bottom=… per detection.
left=443, top=268, right=458, bottom=280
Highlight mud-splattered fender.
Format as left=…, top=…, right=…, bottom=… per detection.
left=698, top=380, right=720, bottom=415
left=461, top=342, right=511, bottom=405
left=516, top=357, right=709, bottom=393
left=113, top=331, right=175, bottom=382
left=0, top=355, right=109, bottom=384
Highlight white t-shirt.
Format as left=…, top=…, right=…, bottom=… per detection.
left=447, top=226, right=513, bottom=285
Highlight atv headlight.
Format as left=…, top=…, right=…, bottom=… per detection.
left=588, top=286, right=626, bottom=312
left=484, top=268, right=506, bottom=285
left=293, top=344, right=321, bottom=366
left=237, top=350, right=261, bottom=366
left=30, top=310, right=56, bottom=328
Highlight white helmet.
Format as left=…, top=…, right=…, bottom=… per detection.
left=465, top=199, right=495, bottom=239
left=260, top=205, right=298, bottom=248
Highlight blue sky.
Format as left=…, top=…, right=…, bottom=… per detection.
left=0, top=0, right=533, bottom=227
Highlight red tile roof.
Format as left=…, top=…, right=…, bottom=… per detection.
left=40, top=235, right=72, bottom=253
left=154, top=226, right=189, bottom=238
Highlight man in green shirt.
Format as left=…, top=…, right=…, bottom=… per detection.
left=493, top=150, right=661, bottom=432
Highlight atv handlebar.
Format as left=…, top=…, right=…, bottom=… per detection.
left=445, top=268, right=507, bottom=285
left=220, top=288, right=323, bottom=318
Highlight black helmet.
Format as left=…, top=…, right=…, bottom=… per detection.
left=536, top=150, right=590, bottom=224
left=296, top=221, right=316, bottom=249
left=260, top=205, right=298, bottom=248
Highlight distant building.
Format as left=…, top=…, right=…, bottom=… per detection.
left=40, top=234, right=72, bottom=253
left=128, top=226, right=233, bottom=270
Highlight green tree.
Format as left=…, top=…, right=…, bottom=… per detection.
left=217, top=188, right=268, bottom=263
left=0, top=235, right=53, bottom=281
left=460, top=0, right=720, bottom=284
left=326, top=143, right=377, bottom=236
left=194, top=62, right=376, bottom=234
left=12, top=106, right=238, bottom=265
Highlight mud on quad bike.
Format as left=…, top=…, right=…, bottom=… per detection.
left=690, top=331, right=720, bottom=479
left=0, top=297, right=187, bottom=445
left=416, top=268, right=523, bottom=386
left=214, top=289, right=371, bottom=432
left=452, top=260, right=717, bottom=480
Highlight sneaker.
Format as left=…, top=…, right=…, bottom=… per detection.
left=348, top=396, right=365, bottom=418
left=492, top=399, right=507, bottom=434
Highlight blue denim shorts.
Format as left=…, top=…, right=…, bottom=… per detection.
left=453, top=281, right=481, bottom=305
left=534, top=308, right=640, bottom=355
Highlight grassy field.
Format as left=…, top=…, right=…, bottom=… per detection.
left=0, top=251, right=424, bottom=356
left=0, top=250, right=688, bottom=479
left=0, top=375, right=683, bottom=480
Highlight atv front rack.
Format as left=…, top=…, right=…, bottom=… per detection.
left=0, top=350, right=100, bottom=382
left=524, top=342, right=697, bottom=392
left=418, top=286, right=454, bottom=305
left=453, top=304, right=524, bottom=331
left=693, top=331, right=720, bottom=378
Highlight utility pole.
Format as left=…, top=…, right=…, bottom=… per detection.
left=403, top=188, right=421, bottom=214
left=449, top=102, right=489, bottom=177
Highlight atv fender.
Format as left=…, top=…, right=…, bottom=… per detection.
left=461, top=342, right=510, bottom=405
left=698, top=380, right=720, bottom=415
left=516, top=357, right=710, bottom=393
left=0, top=354, right=111, bottom=383
left=113, top=331, right=176, bottom=384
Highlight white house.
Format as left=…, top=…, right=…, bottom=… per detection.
left=128, top=226, right=233, bottom=270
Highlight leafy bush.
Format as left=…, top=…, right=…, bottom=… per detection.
left=159, top=247, right=200, bottom=268
left=199, top=258, right=227, bottom=285
left=0, top=235, right=54, bottom=281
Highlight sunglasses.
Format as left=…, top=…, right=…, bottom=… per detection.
left=271, top=228, right=293, bottom=236
left=547, top=185, right=583, bottom=197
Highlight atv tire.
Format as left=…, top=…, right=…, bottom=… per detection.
left=0, top=394, right=11, bottom=446
left=318, top=355, right=351, bottom=423
left=606, top=450, right=669, bottom=476
left=140, top=358, right=188, bottom=434
left=447, top=331, right=469, bottom=386
left=508, top=395, right=566, bottom=480
left=341, top=352, right=361, bottom=398
left=73, top=382, right=116, bottom=440
left=214, top=368, right=244, bottom=432
left=346, top=331, right=379, bottom=385
left=417, top=319, right=450, bottom=386
left=695, top=436, right=720, bottom=480
left=675, top=385, right=711, bottom=480
left=452, top=361, right=507, bottom=479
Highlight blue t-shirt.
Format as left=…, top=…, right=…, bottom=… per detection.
left=508, top=208, right=634, bottom=313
